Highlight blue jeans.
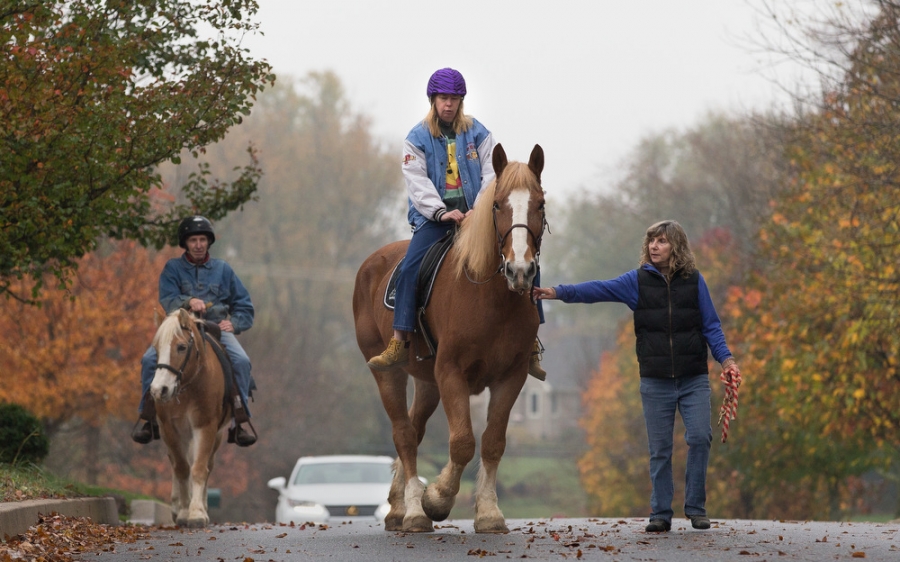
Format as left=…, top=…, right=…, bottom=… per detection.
left=139, top=330, right=253, bottom=416
left=639, top=374, right=712, bottom=522
left=393, top=221, right=545, bottom=332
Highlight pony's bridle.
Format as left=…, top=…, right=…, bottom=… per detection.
left=492, top=201, right=548, bottom=266
left=155, top=326, right=197, bottom=384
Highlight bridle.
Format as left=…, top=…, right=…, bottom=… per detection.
left=155, top=324, right=197, bottom=384
left=493, top=201, right=548, bottom=263
left=465, top=196, right=548, bottom=285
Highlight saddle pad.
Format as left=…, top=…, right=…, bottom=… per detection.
left=382, top=231, right=455, bottom=311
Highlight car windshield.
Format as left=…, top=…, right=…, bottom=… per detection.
left=293, top=462, right=393, bottom=485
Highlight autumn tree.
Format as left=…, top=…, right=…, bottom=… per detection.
left=0, top=239, right=172, bottom=482
left=0, top=0, right=274, bottom=299
left=719, top=1, right=900, bottom=518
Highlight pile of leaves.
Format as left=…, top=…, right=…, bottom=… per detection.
left=0, top=513, right=151, bottom=561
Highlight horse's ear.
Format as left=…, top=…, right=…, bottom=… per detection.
left=492, top=143, right=508, bottom=179
left=528, top=144, right=544, bottom=184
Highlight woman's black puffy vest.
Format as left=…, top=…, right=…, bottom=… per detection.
left=633, top=268, right=709, bottom=378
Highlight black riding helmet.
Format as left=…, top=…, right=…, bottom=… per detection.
left=177, top=216, right=216, bottom=249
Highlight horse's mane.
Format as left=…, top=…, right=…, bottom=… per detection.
left=453, top=162, right=541, bottom=280
left=152, top=312, right=184, bottom=348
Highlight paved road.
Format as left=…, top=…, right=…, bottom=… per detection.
left=94, top=517, right=899, bottom=561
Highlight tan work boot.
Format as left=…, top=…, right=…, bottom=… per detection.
left=367, top=337, right=410, bottom=371
left=528, top=340, right=547, bottom=381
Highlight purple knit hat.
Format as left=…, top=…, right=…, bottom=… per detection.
left=426, top=68, right=466, bottom=98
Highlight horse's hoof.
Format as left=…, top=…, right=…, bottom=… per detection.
left=383, top=513, right=404, bottom=531
left=421, top=486, right=454, bottom=522
left=185, top=517, right=208, bottom=528
left=402, top=514, right=434, bottom=533
left=474, top=517, right=509, bottom=534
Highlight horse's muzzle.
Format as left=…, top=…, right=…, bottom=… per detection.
left=504, top=259, right=537, bottom=292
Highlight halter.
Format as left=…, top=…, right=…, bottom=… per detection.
left=155, top=325, right=197, bottom=384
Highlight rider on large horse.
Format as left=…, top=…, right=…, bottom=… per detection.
left=366, top=67, right=547, bottom=379
left=132, top=216, right=257, bottom=447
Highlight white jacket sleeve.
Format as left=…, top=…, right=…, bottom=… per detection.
left=403, top=139, right=445, bottom=220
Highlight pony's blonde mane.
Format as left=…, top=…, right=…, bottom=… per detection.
left=152, top=311, right=184, bottom=348
left=453, top=162, right=541, bottom=279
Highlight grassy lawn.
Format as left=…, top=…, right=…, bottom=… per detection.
left=1, top=462, right=149, bottom=505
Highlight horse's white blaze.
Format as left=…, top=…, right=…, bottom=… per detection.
left=507, top=190, right=531, bottom=267
left=150, top=332, right=179, bottom=399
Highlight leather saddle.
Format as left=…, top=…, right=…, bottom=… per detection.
left=382, top=231, right=455, bottom=359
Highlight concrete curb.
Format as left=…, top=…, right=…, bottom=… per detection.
left=0, top=497, right=118, bottom=538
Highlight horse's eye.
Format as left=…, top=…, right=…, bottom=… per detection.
left=493, top=202, right=500, bottom=211
left=177, top=344, right=188, bottom=353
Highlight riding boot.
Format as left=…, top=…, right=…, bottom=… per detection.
left=227, top=391, right=257, bottom=447
left=527, top=340, right=547, bottom=381
left=366, top=337, right=410, bottom=371
left=131, top=396, right=160, bottom=444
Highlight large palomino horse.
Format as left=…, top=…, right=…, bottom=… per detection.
left=353, top=143, right=546, bottom=533
left=148, top=308, right=230, bottom=527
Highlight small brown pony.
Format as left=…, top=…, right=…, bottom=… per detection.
left=353, top=144, right=546, bottom=533
left=149, top=308, right=229, bottom=527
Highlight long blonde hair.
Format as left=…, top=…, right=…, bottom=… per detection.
left=424, top=98, right=473, bottom=137
left=639, top=220, right=696, bottom=278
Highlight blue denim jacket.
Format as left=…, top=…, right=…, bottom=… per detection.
left=402, top=118, right=495, bottom=230
left=158, top=254, right=254, bottom=334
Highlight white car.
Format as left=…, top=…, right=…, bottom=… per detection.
left=267, top=454, right=395, bottom=524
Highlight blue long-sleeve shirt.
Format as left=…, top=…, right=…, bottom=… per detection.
left=553, top=264, right=733, bottom=364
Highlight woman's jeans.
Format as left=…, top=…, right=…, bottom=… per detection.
left=393, top=221, right=545, bottom=333
left=639, top=374, right=712, bottom=522
left=139, top=330, right=252, bottom=416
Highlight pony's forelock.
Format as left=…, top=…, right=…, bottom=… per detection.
left=152, top=312, right=183, bottom=348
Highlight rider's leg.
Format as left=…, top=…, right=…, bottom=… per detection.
left=368, top=222, right=450, bottom=370
left=132, top=346, right=159, bottom=444
left=221, top=332, right=256, bottom=446
left=529, top=270, right=548, bottom=381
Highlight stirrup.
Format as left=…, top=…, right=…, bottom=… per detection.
left=228, top=421, right=257, bottom=447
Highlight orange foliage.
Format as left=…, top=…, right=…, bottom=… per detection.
left=0, top=240, right=175, bottom=430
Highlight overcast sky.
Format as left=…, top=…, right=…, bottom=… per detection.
left=243, top=0, right=816, bottom=195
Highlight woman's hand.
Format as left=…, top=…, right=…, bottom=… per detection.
left=532, top=286, right=557, bottom=300
left=440, top=209, right=466, bottom=223
left=722, top=358, right=741, bottom=377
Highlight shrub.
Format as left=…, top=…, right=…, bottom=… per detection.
left=0, top=403, right=50, bottom=465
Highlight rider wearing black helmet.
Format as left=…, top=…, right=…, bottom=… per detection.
left=132, top=215, right=257, bottom=446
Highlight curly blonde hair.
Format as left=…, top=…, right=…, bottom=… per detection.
left=639, top=220, right=696, bottom=278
